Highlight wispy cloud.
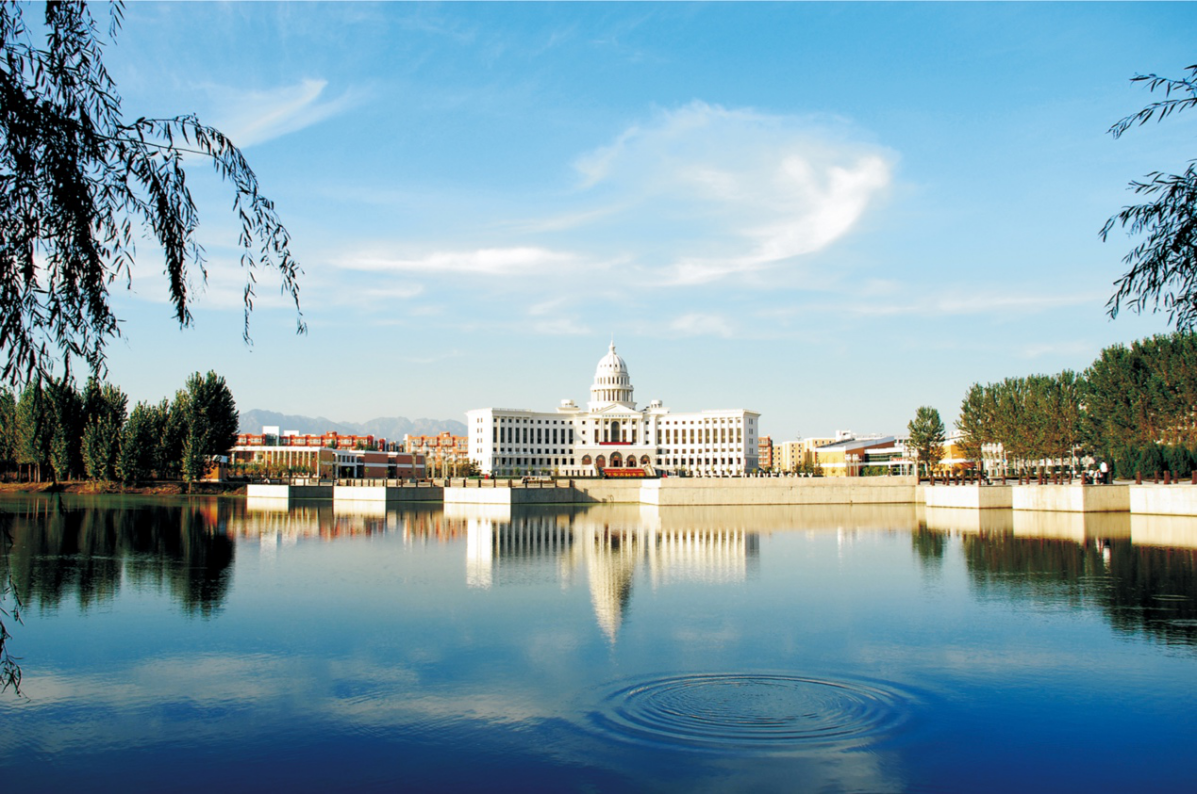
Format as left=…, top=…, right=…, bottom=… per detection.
left=333, top=246, right=580, bottom=276
left=209, top=79, right=364, bottom=147
left=572, top=102, right=895, bottom=285
left=846, top=291, right=1101, bottom=318
left=669, top=312, right=735, bottom=338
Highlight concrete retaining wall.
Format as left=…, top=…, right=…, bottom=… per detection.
left=573, top=480, right=650, bottom=504
left=638, top=476, right=917, bottom=506
left=922, top=485, right=1013, bottom=510
left=246, top=484, right=333, bottom=500
left=1129, top=485, right=1197, bottom=516
left=333, top=485, right=443, bottom=502
left=1011, top=484, right=1129, bottom=513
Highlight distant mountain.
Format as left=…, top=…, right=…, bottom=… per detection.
left=239, top=409, right=466, bottom=440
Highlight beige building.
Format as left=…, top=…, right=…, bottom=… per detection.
left=405, top=432, right=470, bottom=474
left=773, top=437, right=837, bottom=472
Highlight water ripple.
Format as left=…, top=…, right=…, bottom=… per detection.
left=587, top=673, right=910, bottom=754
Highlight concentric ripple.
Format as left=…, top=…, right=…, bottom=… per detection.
left=588, top=673, right=909, bottom=753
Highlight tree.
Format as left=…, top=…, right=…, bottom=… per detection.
left=14, top=377, right=50, bottom=482
left=0, top=1, right=303, bottom=387
left=0, top=387, right=16, bottom=477
left=46, top=375, right=82, bottom=481
left=176, top=371, right=238, bottom=483
left=957, top=383, right=993, bottom=472
left=1101, top=62, right=1197, bottom=329
left=117, top=400, right=158, bottom=483
left=908, top=406, right=945, bottom=480
left=82, top=381, right=126, bottom=481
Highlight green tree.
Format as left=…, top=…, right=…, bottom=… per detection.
left=0, top=388, right=16, bottom=477
left=117, top=400, right=159, bottom=484
left=14, top=378, right=50, bottom=482
left=956, top=383, right=993, bottom=472
left=82, top=381, right=126, bottom=481
left=908, top=406, right=946, bottom=480
left=0, top=1, right=303, bottom=387
left=46, top=376, right=83, bottom=482
left=1101, top=62, right=1197, bottom=329
left=176, top=371, right=238, bottom=484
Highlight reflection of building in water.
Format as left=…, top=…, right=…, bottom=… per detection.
left=586, top=526, right=640, bottom=643
left=461, top=505, right=760, bottom=643
left=645, top=529, right=758, bottom=588
left=235, top=503, right=392, bottom=543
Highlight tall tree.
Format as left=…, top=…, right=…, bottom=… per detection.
left=46, top=376, right=82, bottom=482
left=14, top=377, right=50, bottom=482
left=957, top=383, right=993, bottom=471
left=0, top=1, right=303, bottom=387
left=176, top=371, right=238, bottom=483
left=117, top=400, right=158, bottom=484
left=0, top=387, right=15, bottom=477
left=82, top=381, right=126, bottom=481
left=1101, top=62, right=1197, bottom=329
left=908, top=406, right=946, bottom=479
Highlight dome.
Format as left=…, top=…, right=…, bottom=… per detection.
left=588, top=341, right=635, bottom=410
left=595, top=341, right=628, bottom=378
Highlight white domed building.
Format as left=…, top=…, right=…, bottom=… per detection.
left=466, top=342, right=760, bottom=477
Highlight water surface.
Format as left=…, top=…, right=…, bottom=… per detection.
left=1, top=495, right=1194, bottom=792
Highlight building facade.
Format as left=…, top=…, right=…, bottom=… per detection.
left=231, top=429, right=426, bottom=480
left=758, top=436, right=774, bottom=471
left=467, top=342, right=760, bottom=477
left=404, top=432, right=470, bottom=475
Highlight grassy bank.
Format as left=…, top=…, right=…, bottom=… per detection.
left=0, top=481, right=247, bottom=497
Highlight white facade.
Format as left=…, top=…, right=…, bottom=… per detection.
left=467, top=343, right=760, bottom=477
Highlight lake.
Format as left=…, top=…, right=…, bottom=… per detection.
left=1, top=494, right=1195, bottom=792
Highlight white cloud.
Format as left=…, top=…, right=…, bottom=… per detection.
left=572, top=101, right=895, bottom=285
left=533, top=318, right=591, bottom=336
left=839, top=290, right=1102, bottom=319
left=669, top=312, right=735, bottom=338
left=335, top=246, right=579, bottom=276
left=208, top=78, right=363, bottom=148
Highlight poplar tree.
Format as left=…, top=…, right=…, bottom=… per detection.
left=117, top=400, right=158, bottom=484
left=176, top=371, right=238, bottom=484
left=14, top=378, right=50, bottom=482
left=908, top=406, right=946, bottom=479
left=82, top=381, right=126, bottom=481
left=0, top=388, right=15, bottom=477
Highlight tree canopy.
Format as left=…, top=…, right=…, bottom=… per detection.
left=0, top=1, right=303, bottom=386
left=1102, top=62, right=1197, bottom=329
left=907, top=405, right=945, bottom=478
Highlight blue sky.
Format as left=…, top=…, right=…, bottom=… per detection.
left=98, top=2, right=1195, bottom=440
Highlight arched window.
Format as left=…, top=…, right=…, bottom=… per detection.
left=582, top=455, right=592, bottom=465
left=611, top=453, right=623, bottom=467
left=596, top=455, right=606, bottom=468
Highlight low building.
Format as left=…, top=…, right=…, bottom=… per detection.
left=231, top=428, right=426, bottom=480
left=812, top=434, right=896, bottom=476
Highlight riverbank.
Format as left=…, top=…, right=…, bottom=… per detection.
left=0, top=481, right=247, bottom=497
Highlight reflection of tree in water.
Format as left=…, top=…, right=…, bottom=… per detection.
left=0, top=497, right=235, bottom=618
left=953, top=531, right=1197, bottom=647
left=911, top=524, right=946, bottom=573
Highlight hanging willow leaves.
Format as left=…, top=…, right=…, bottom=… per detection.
left=0, top=1, right=304, bottom=386
left=1102, top=63, right=1197, bottom=329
